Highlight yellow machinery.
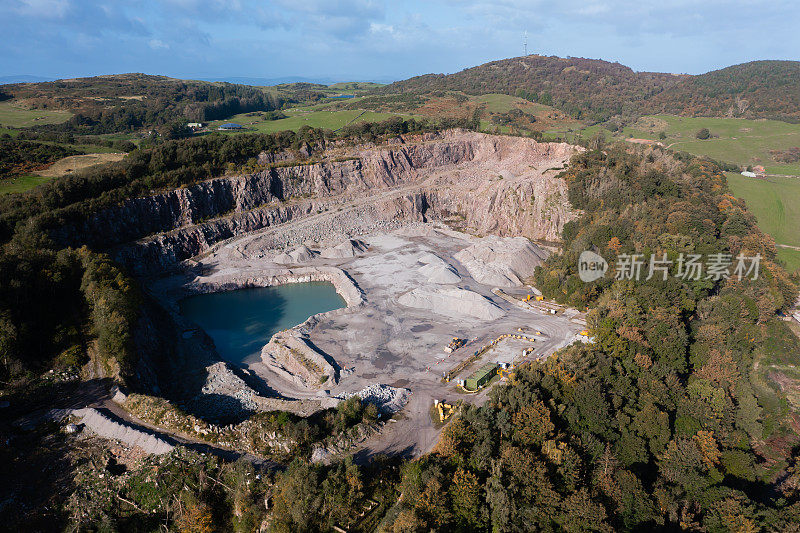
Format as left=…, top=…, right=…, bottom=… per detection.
left=498, top=367, right=515, bottom=380
left=444, top=337, right=467, bottom=353
left=579, top=330, right=589, bottom=336
left=436, top=400, right=456, bottom=422
left=535, top=295, right=545, bottom=301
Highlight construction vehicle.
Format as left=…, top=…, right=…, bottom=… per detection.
left=434, top=399, right=456, bottom=422
left=579, top=330, right=589, bottom=337
left=535, top=295, right=545, bottom=301
left=444, top=337, right=467, bottom=353
left=498, top=367, right=515, bottom=379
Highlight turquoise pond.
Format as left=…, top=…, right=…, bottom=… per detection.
left=179, top=283, right=345, bottom=365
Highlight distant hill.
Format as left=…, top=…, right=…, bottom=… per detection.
left=378, top=55, right=800, bottom=122
left=201, top=76, right=339, bottom=86
left=648, top=60, right=800, bottom=120
left=377, top=55, right=683, bottom=122
left=1, top=73, right=292, bottom=134
left=0, top=75, right=57, bottom=85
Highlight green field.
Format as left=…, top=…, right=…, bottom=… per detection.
left=549, top=115, right=800, bottom=176
left=0, top=174, right=53, bottom=195
left=0, top=101, right=72, bottom=127
left=210, top=108, right=420, bottom=134
left=777, top=248, right=800, bottom=274
left=726, top=172, right=800, bottom=272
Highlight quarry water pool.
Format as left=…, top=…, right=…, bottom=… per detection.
left=179, top=283, right=345, bottom=365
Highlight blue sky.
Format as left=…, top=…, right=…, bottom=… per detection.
left=1, top=0, right=798, bottom=82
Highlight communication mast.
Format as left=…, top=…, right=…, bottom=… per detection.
left=524, top=31, right=528, bottom=56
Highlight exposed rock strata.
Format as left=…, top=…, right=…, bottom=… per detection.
left=55, top=130, right=578, bottom=275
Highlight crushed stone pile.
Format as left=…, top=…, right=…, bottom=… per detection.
left=289, top=245, right=316, bottom=262
left=347, top=384, right=411, bottom=414
left=454, top=235, right=549, bottom=287
left=272, top=252, right=293, bottom=264
left=320, top=239, right=369, bottom=259
left=419, top=262, right=461, bottom=284
left=398, top=287, right=505, bottom=320
left=273, top=245, right=317, bottom=264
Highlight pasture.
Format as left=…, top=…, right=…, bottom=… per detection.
left=0, top=101, right=72, bottom=127
left=210, top=108, right=419, bottom=134
left=726, top=172, right=800, bottom=272
left=547, top=115, right=800, bottom=176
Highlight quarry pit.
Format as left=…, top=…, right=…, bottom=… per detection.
left=106, top=130, right=586, bottom=459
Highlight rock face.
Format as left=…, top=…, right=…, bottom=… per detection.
left=50, top=130, right=578, bottom=275
left=454, top=235, right=550, bottom=287
left=397, top=287, right=505, bottom=321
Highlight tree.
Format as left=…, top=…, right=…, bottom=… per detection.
left=512, top=399, right=554, bottom=445
left=696, top=128, right=711, bottom=140
left=177, top=501, right=215, bottom=533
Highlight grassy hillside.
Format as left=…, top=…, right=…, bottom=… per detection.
left=548, top=115, right=800, bottom=176
left=208, top=108, right=420, bottom=134
left=0, top=101, right=72, bottom=127
left=726, top=172, right=800, bottom=272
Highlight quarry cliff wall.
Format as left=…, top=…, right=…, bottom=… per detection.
left=55, top=130, right=579, bottom=275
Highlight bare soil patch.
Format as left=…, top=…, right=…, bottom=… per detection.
left=35, top=153, right=126, bottom=178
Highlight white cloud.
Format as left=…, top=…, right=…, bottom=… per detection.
left=148, top=38, right=170, bottom=49
left=16, top=0, right=70, bottom=18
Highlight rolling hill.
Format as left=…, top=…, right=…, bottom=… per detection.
left=377, top=55, right=800, bottom=122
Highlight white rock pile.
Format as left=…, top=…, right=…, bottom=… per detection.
left=347, top=384, right=410, bottom=414
left=320, top=239, right=369, bottom=259
left=454, top=235, right=549, bottom=287
left=398, top=287, right=505, bottom=320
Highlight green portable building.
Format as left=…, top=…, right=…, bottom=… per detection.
left=464, top=362, right=499, bottom=391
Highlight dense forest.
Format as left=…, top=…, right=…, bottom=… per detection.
left=650, top=61, right=800, bottom=121
left=377, top=56, right=800, bottom=122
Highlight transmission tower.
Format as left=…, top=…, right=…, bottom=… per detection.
left=524, top=31, right=528, bottom=56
